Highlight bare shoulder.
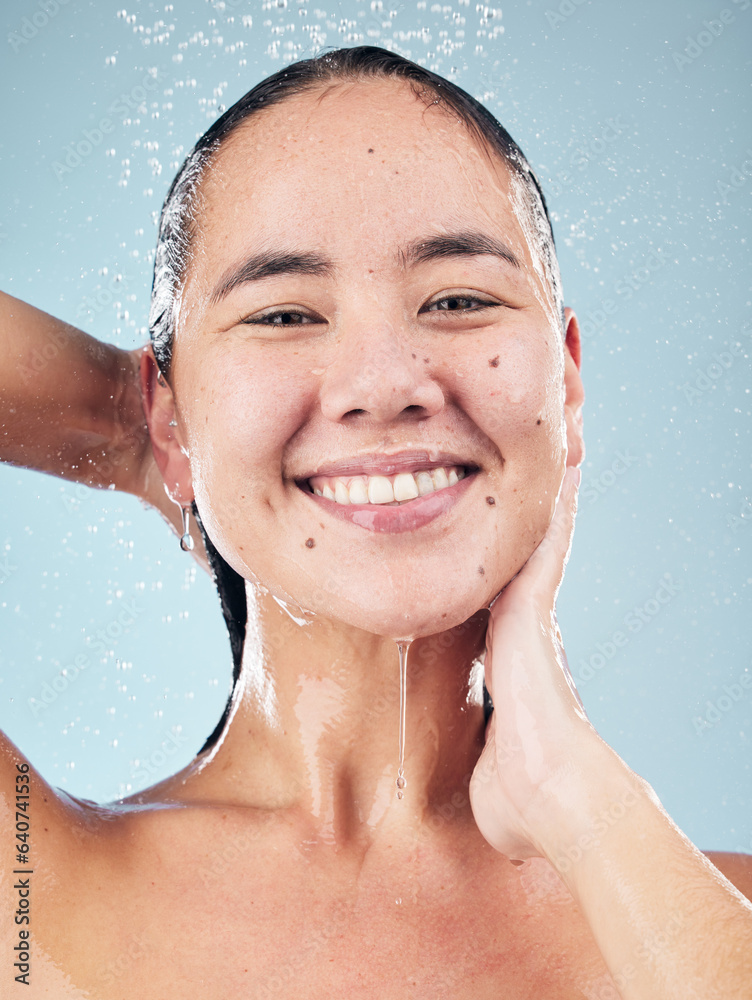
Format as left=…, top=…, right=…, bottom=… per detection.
left=0, top=729, right=77, bottom=847
left=703, top=851, right=752, bottom=903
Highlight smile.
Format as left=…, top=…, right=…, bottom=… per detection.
left=306, top=466, right=468, bottom=506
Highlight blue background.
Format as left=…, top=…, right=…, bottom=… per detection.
left=0, top=0, right=750, bottom=850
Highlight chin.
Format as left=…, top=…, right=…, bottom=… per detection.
left=305, top=579, right=497, bottom=642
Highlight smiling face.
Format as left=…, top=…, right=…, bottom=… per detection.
left=151, top=78, right=584, bottom=640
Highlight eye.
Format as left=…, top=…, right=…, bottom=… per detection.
left=422, top=294, right=500, bottom=314
left=240, top=309, right=323, bottom=327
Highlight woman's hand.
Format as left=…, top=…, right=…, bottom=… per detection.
left=470, top=465, right=752, bottom=1000
left=469, top=465, right=603, bottom=860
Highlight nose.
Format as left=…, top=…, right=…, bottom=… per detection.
left=319, top=316, right=445, bottom=425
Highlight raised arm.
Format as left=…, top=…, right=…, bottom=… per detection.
left=0, top=290, right=207, bottom=569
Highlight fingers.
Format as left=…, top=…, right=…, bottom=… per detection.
left=526, top=466, right=581, bottom=597
left=548, top=463, right=580, bottom=555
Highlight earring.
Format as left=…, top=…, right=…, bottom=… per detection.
left=180, top=506, right=194, bottom=552
left=168, top=418, right=177, bottom=427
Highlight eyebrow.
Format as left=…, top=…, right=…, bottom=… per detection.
left=209, top=229, right=522, bottom=305
left=399, top=231, right=522, bottom=271
left=210, top=250, right=334, bottom=305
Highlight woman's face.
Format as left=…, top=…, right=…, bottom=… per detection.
left=161, top=78, right=584, bottom=639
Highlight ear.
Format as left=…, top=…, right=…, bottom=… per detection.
left=562, top=307, right=585, bottom=468
left=139, top=347, right=194, bottom=506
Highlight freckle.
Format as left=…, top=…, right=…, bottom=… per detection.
left=305, top=538, right=315, bottom=548
left=441, top=613, right=447, bottom=619
left=411, top=353, right=416, bottom=359
left=486, top=496, right=496, bottom=505
left=489, top=356, right=499, bottom=368
left=423, top=357, right=429, bottom=364
left=478, top=566, right=485, bottom=576
left=536, top=419, right=541, bottom=425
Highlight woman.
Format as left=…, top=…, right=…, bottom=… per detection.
left=1, top=47, right=750, bottom=998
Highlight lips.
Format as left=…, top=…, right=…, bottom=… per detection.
left=293, top=453, right=479, bottom=533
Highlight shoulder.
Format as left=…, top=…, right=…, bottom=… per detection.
left=703, top=851, right=752, bottom=904
left=0, top=729, right=129, bottom=885
left=0, top=730, right=75, bottom=849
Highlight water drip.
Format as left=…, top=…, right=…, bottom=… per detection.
left=395, top=640, right=411, bottom=799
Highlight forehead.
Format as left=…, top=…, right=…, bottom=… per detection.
left=192, top=78, right=524, bottom=265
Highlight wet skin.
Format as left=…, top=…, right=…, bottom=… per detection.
left=2, top=79, right=751, bottom=998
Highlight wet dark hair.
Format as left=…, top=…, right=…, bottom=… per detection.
left=148, top=45, right=559, bottom=752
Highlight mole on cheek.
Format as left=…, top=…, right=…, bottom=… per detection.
left=489, top=356, right=499, bottom=368
left=368, top=148, right=374, bottom=153
left=478, top=566, right=485, bottom=576
left=305, top=538, right=315, bottom=549
left=536, top=419, right=542, bottom=425
left=485, top=496, right=496, bottom=506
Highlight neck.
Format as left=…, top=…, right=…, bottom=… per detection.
left=198, top=585, right=489, bottom=846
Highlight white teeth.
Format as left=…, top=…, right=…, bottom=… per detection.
left=432, top=468, right=449, bottom=491
left=367, top=476, right=395, bottom=505
left=334, top=480, right=350, bottom=505
left=307, top=465, right=470, bottom=506
left=348, top=479, right=369, bottom=504
left=416, top=471, right=434, bottom=496
left=393, top=472, right=420, bottom=502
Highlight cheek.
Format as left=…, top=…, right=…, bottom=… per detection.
left=182, top=351, right=313, bottom=548
left=463, top=336, right=565, bottom=466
